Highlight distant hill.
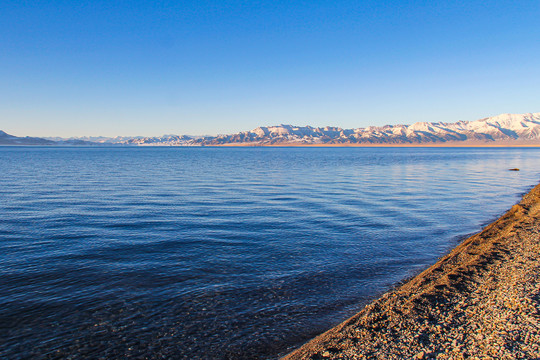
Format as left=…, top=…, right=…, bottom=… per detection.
left=0, top=130, right=55, bottom=145
left=3, top=112, right=540, bottom=146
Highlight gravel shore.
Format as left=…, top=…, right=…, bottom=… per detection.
left=284, top=183, right=540, bottom=360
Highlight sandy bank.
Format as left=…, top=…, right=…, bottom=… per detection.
left=283, top=183, right=540, bottom=359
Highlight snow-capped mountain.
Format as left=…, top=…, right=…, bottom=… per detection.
left=192, top=112, right=540, bottom=145
left=122, top=135, right=194, bottom=146
left=45, top=134, right=199, bottom=146
left=2, top=112, right=540, bottom=146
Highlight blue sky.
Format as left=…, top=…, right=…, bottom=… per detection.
left=1, top=1, right=539, bottom=137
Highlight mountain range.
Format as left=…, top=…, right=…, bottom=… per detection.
left=2, top=112, right=540, bottom=146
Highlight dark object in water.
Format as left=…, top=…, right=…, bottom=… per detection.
left=509, top=168, right=520, bottom=171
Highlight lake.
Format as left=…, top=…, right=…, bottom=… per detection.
left=1, top=146, right=539, bottom=359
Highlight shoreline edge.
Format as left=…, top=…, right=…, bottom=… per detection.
left=283, top=183, right=540, bottom=359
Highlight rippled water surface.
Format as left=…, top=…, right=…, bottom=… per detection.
left=1, top=146, right=540, bottom=359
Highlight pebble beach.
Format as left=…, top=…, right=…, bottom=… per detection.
left=284, top=182, right=540, bottom=360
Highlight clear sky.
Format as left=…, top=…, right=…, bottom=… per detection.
left=1, top=1, right=539, bottom=137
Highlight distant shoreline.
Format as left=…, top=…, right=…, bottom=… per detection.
left=283, top=183, right=540, bottom=359
left=4, top=142, right=540, bottom=148
left=60, top=143, right=540, bottom=147
left=210, top=141, right=540, bottom=148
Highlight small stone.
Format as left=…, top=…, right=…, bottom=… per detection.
left=322, top=351, right=330, bottom=357
left=415, top=351, right=426, bottom=359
